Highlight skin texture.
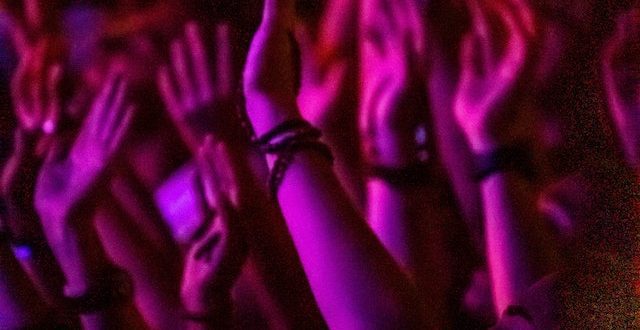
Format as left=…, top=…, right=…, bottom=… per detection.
left=297, top=0, right=365, bottom=208
left=34, top=67, right=143, bottom=329
left=181, top=137, right=248, bottom=330
left=158, top=20, right=326, bottom=328
left=243, top=0, right=422, bottom=327
left=359, top=0, right=462, bottom=327
left=453, top=0, right=554, bottom=318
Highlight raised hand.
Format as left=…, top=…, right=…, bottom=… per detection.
left=243, top=0, right=300, bottom=136
left=158, top=22, right=237, bottom=149
left=181, top=137, right=247, bottom=319
left=3, top=41, right=62, bottom=243
left=454, top=0, right=535, bottom=153
left=359, top=0, right=429, bottom=167
left=602, top=9, right=640, bottom=168
left=297, top=26, right=350, bottom=129
left=35, top=70, right=133, bottom=224
left=10, top=39, right=62, bottom=135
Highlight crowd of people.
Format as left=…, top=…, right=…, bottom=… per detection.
left=0, top=0, right=638, bottom=328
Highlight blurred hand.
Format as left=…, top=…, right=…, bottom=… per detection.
left=453, top=0, right=535, bottom=153
left=35, top=70, right=133, bottom=226
left=297, top=26, right=350, bottom=129
left=10, top=39, right=62, bottom=135
left=4, top=41, right=63, bottom=242
left=603, top=9, right=640, bottom=168
left=158, top=22, right=237, bottom=149
left=359, top=0, right=429, bottom=167
left=181, top=136, right=247, bottom=313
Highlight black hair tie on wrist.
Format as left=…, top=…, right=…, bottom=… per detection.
left=255, top=119, right=334, bottom=199
left=254, top=119, right=312, bottom=146
left=472, top=144, right=536, bottom=182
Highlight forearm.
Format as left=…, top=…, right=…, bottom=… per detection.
left=44, top=216, right=143, bottom=329
left=368, top=180, right=424, bottom=272
left=367, top=173, right=457, bottom=328
left=480, top=172, right=539, bottom=315
left=277, top=151, right=420, bottom=328
left=225, top=147, right=327, bottom=328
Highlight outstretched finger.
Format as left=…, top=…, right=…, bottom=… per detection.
left=468, top=0, right=492, bottom=69
left=101, top=79, right=129, bottom=140
left=11, top=48, right=32, bottom=123
left=93, top=69, right=123, bottom=125
left=215, top=24, right=234, bottom=98
left=503, top=0, right=535, bottom=37
left=185, top=22, right=214, bottom=102
left=458, top=33, right=482, bottom=89
left=197, top=135, right=225, bottom=211
left=157, top=66, right=181, bottom=120
left=108, top=104, right=134, bottom=151
left=28, top=41, right=48, bottom=130
left=44, top=64, right=62, bottom=134
left=171, top=39, right=197, bottom=109
left=491, top=1, right=527, bottom=81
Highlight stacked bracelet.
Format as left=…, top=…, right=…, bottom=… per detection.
left=255, top=119, right=333, bottom=198
left=473, top=144, right=536, bottom=182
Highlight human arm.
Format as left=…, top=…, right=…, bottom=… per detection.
left=34, top=69, right=144, bottom=329
left=158, top=22, right=326, bottom=328
left=453, top=0, right=553, bottom=316
left=243, top=0, right=421, bottom=327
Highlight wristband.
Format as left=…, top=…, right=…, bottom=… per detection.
left=473, top=144, right=536, bottom=182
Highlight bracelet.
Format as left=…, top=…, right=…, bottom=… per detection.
left=253, top=119, right=312, bottom=146
left=268, top=140, right=334, bottom=198
left=260, top=126, right=322, bottom=154
left=368, top=163, right=432, bottom=187
left=63, top=266, right=133, bottom=314
left=472, top=144, right=536, bottom=182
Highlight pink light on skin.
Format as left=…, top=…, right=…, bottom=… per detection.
left=603, top=9, right=640, bottom=169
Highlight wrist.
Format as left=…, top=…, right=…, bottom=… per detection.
left=244, top=95, right=300, bottom=138
left=466, top=135, right=501, bottom=154
left=181, top=289, right=232, bottom=316
left=472, top=143, right=536, bottom=182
